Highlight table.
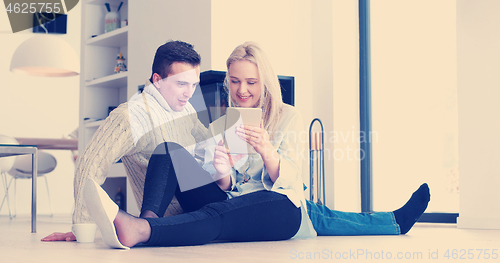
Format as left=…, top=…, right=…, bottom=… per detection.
left=14, top=138, right=78, bottom=150
left=0, top=144, right=38, bottom=233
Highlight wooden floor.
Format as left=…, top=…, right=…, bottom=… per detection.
left=1, top=214, right=499, bottom=263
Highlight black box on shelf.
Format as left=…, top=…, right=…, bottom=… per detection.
left=33, top=13, right=67, bottom=34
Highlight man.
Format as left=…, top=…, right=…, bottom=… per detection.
left=42, top=40, right=208, bottom=241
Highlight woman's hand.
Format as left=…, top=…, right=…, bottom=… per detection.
left=41, top=231, right=76, bottom=242
left=236, top=120, right=273, bottom=158
left=236, top=120, right=281, bottom=182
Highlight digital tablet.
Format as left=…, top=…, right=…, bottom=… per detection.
left=224, top=107, right=262, bottom=154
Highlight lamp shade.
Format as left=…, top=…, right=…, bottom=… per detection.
left=10, top=35, right=79, bottom=77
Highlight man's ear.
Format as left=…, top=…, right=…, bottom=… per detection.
left=152, top=73, right=162, bottom=89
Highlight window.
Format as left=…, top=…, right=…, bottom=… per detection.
left=361, top=0, right=459, bottom=222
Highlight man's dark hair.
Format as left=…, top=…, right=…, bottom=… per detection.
left=149, top=40, right=201, bottom=83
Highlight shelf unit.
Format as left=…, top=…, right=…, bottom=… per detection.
left=84, top=119, right=105, bottom=128
left=79, top=0, right=138, bottom=215
left=80, top=0, right=129, bottom=147
left=85, top=71, right=128, bottom=88
left=86, top=26, right=128, bottom=47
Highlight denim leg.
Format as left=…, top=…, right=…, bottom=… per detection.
left=307, top=200, right=400, bottom=236
left=144, top=191, right=301, bottom=246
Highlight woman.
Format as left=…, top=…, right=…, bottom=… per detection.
left=201, top=41, right=430, bottom=237
left=82, top=41, right=316, bottom=249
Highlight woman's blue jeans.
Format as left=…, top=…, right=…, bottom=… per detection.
left=307, top=201, right=400, bottom=235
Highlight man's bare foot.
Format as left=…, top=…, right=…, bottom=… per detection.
left=114, top=210, right=151, bottom=247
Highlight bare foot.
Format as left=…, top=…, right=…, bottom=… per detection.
left=114, top=210, right=151, bottom=247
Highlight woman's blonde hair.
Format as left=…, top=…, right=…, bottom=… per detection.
left=224, top=41, right=283, bottom=139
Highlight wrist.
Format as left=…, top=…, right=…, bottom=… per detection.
left=263, top=145, right=279, bottom=162
left=214, top=170, right=230, bottom=181
left=215, top=173, right=232, bottom=191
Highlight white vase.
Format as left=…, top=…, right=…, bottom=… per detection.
left=105, top=11, right=120, bottom=33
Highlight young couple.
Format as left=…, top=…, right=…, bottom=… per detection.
left=43, top=40, right=430, bottom=248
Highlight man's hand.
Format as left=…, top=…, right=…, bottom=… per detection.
left=213, top=139, right=246, bottom=190
left=41, top=232, right=76, bottom=242
left=213, top=139, right=246, bottom=176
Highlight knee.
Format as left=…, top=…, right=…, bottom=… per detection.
left=152, top=142, right=183, bottom=155
left=152, top=142, right=169, bottom=155
left=150, top=143, right=173, bottom=166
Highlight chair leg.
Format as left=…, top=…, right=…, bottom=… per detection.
left=0, top=172, right=13, bottom=219
left=0, top=173, right=7, bottom=213
left=5, top=174, right=55, bottom=218
left=0, top=173, right=6, bottom=213
left=13, top=177, right=17, bottom=218
left=3, top=173, right=56, bottom=217
left=43, top=175, right=53, bottom=217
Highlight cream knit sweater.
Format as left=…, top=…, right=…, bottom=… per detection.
left=73, top=83, right=209, bottom=223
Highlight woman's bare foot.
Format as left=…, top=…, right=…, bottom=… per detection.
left=114, top=210, right=151, bottom=247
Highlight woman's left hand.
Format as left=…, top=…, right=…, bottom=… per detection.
left=236, top=120, right=273, bottom=158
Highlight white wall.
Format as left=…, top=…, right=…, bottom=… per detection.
left=211, top=0, right=296, bottom=74
left=128, top=0, right=212, bottom=97
left=457, top=0, right=500, bottom=229
left=311, top=0, right=335, bottom=207
left=0, top=5, right=81, bottom=216
left=331, top=0, right=361, bottom=212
